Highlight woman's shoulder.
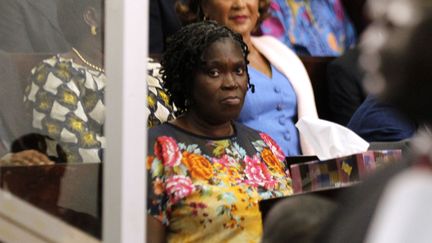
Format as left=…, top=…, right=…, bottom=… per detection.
left=251, top=35, right=304, bottom=68
left=234, top=122, right=266, bottom=140
left=148, top=122, right=173, bottom=135
left=148, top=123, right=191, bottom=142
left=251, top=35, right=296, bottom=54
left=29, top=55, right=88, bottom=82
left=234, top=122, right=274, bottom=143
left=234, top=122, right=260, bottom=134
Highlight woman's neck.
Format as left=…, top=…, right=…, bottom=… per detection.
left=73, top=39, right=104, bottom=69
left=243, top=33, right=272, bottom=77
left=243, top=33, right=253, bottom=51
left=171, top=112, right=234, bottom=138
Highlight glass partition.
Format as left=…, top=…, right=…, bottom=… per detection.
left=0, top=0, right=147, bottom=241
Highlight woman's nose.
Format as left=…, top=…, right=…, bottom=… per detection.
left=232, top=0, right=246, bottom=9
left=222, top=73, right=239, bottom=89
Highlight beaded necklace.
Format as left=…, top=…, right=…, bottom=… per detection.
left=72, top=47, right=104, bottom=73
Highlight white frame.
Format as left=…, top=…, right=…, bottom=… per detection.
left=104, top=0, right=148, bottom=242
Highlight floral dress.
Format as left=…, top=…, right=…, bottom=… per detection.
left=147, top=122, right=293, bottom=242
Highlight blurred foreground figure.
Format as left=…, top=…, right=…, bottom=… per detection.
left=262, top=195, right=336, bottom=243
left=316, top=0, right=432, bottom=242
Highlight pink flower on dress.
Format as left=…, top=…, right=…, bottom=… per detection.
left=154, top=136, right=181, bottom=167
left=165, top=175, right=195, bottom=204
left=259, top=132, right=285, bottom=162
left=213, top=154, right=237, bottom=168
left=213, top=154, right=242, bottom=183
left=243, top=155, right=277, bottom=190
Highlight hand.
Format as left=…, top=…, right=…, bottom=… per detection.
left=0, top=150, right=54, bottom=166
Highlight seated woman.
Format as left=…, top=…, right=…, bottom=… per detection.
left=177, top=0, right=319, bottom=157
left=21, top=0, right=105, bottom=163
left=146, top=21, right=293, bottom=242
left=18, top=0, right=174, bottom=163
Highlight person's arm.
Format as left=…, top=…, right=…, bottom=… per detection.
left=146, top=134, right=168, bottom=242
left=0, top=150, right=54, bottom=165
left=147, top=216, right=166, bottom=243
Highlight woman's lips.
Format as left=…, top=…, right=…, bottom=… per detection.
left=230, top=15, right=248, bottom=23
left=221, top=97, right=241, bottom=105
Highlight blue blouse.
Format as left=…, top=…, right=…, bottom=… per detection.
left=237, top=65, right=301, bottom=156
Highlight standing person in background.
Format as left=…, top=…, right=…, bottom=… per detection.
left=260, top=0, right=356, bottom=56
left=147, top=21, right=293, bottom=243
left=149, top=0, right=182, bottom=54
left=177, top=0, right=318, bottom=156
left=0, top=0, right=69, bottom=53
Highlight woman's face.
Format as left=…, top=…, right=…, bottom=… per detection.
left=190, top=38, right=248, bottom=124
left=201, top=0, right=260, bottom=37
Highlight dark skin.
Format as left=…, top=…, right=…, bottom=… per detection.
left=146, top=38, right=248, bottom=242
left=62, top=6, right=104, bottom=71
left=0, top=150, right=54, bottom=166
left=171, top=38, right=248, bottom=137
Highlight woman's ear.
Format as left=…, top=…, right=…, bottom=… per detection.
left=83, top=7, right=101, bottom=35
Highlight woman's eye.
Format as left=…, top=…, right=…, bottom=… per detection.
left=235, top=67, right=245, bottom=75
left=208, top=69, right=219, bottom=77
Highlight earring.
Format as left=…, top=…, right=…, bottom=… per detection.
left=91, top=26, right=97, bottom=36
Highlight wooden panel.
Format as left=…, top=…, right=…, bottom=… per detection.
left=0, top=163, right=102, bottom=239
left=0, top=189, right=100, bottom=243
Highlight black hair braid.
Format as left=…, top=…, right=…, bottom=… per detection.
left=160, top=21, right=252, bottom=116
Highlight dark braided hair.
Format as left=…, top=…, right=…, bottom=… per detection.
left=160, top=20, right=253, bottom=115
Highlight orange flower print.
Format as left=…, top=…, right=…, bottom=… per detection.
left=228, top=167, right=241, bottom=182
left=182, top=152, right=213, bottom=180
left=259, top=132, right=285, bottom=161
left=261, top=148, right=284, bottom=174
left=153, top=178, right=164, bottom=196
left=147, top=156, right=154, bottom=169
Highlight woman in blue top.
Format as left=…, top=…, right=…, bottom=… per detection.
left=177, top=0, right=319, bottom=156
left=238, top=66, right=300, bottom=156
